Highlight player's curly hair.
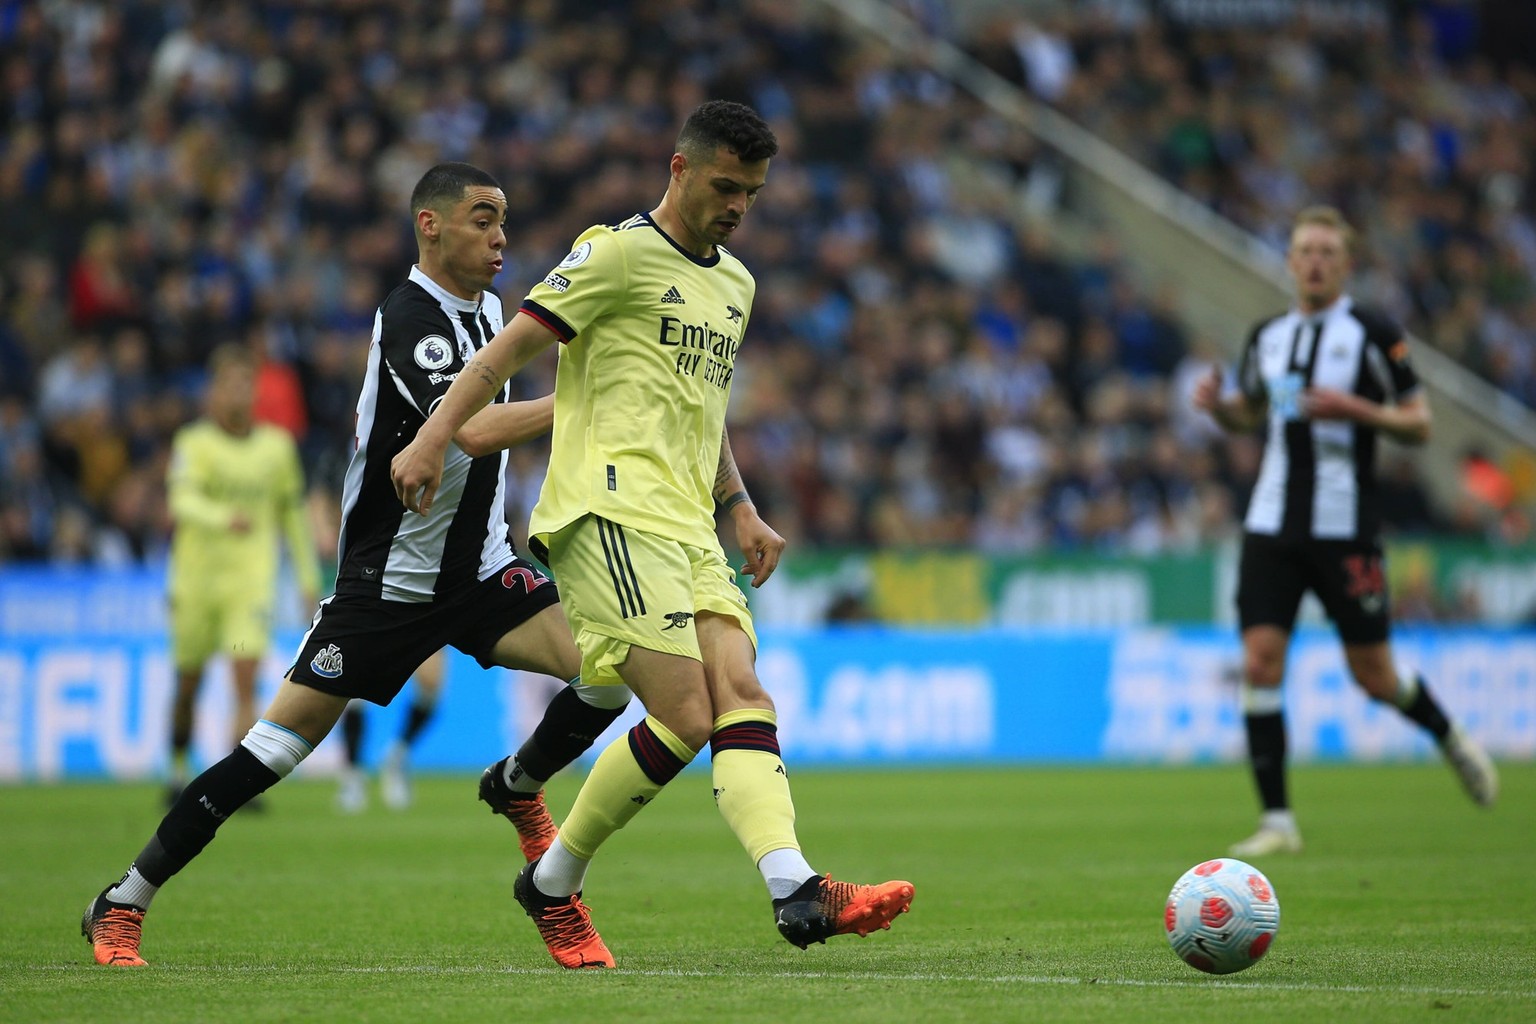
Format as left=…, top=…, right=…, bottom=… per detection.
left=677, top=100, right=779, bottom=163
left=411, top=162, right=501, bottom=215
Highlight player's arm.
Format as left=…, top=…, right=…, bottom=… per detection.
left=1192, top=364, right=1266, bottom=433
left=714, top=426, right=784, bottom=588
left=453, top=393, right=555, bottom=458
left=391, top=313, right=558, bottom=513
left=1303, top=387, right=1430, bottom=445
left=278, top=438, right=323, bottom=608
left=1303, top=329, right=1431, bottom=445
left=167, top=432, right=249, bottom=532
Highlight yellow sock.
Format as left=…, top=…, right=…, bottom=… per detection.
left=710, top=709, right=800, bottom=863
left=558, top=716, right=695, bottom=860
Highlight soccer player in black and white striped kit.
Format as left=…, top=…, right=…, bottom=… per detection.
left=1194, top=206, right=1498, bottom=858
left=81, top=163, right=632, bottom=966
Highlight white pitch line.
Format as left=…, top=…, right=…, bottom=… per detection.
left=28, top=963, right=1536, bottom=999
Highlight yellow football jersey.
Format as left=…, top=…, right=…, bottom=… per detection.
left=521, top=214, right=755, bottom=551
left=166, top=420, right=321, bottom=602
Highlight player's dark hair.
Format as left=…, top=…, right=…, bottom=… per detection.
left=207, top=342, right=256, bottom=376
left=410, top=162, right=501, bottom=214
left=677, top=101, right=779, bottom=163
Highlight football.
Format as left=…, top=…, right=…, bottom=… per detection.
left=1164, top=858, right=1280, bottom=975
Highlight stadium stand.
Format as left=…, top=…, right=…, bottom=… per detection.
left=1, top=0, right=1528, bottom=571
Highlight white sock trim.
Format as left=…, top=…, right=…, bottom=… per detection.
left=1393, top=669, right=1421, bottom=709
left=1259, top=809, right=1298, bottom=833
left=759, top=847, right=816, bottom=899
left=240, top=719, right=313, bottom=778
left=570, top=676, right=632, bottom=710
left=532, top=836, right=589, bottom=897
left=1240, top=682, right=1284, bottom=715
left=107, top=866, right=159, bottom=910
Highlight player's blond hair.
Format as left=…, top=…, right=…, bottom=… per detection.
left=1291, top=205, right=1357, bottom=256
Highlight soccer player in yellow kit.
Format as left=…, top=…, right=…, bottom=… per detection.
left=165, top=344, right=321, bottom=804
left=392, top=100, right=914, bottom=969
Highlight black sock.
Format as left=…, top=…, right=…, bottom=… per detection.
left=1244, top=711, right=1288, bottom=812
left=1399, top=675, right=1452, bottom=742
left=772, top=875, right=824, bottom=908
left=133, top=746, right=280, bottom=886
left=514, top=686, right=626, bottom=783
left=399, top=701, right=435, bottom=746
left=341, top=703, right=364, bottom=766
left=170, top=723, right=192, bottom=760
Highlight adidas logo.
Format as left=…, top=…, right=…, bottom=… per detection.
left=661, top=286, right=685, bottom=304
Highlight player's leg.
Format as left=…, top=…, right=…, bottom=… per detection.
left=336, top=699, right=368, bottom=813
left=535, top=644, right=710, bottom=880
left=512, top=645, right=705, bottom=969
left=380, top=649, right=447, bottom=809
left=461, top=566, right=632, bottom=859
left=84, top=593, right=433, bottom=966
left=166, top=596, right=215, bottom=806
left=226, top=656, right=267, bottom=813
left=1230, top=534, right=1307, bottom=857
left=508, top=519, right=708, bottom=968
left=224, top=597, right=275, bottom=811
left=1341, top=639, right=1494, bottom=803
left=228, top=657, right=261, bottom=748
left=83, top=678, right=347, bottom=966
left=1230, top=624, right=1300, bottom=855
left=167, top=666, right=202, bottom=805
left=697, top=606, right=913, bottom=948
left=1324, top=543, right=1498, bottom=806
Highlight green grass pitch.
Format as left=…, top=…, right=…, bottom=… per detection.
left=4, top=762, right=1533, bottom=1023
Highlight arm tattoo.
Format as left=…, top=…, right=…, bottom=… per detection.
left=713, top=429, right=750, bottom=513
left=719, top=490, right=751, bottom=514
left=466, top=356, right=499, bottom=389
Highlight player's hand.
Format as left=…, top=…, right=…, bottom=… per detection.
left=1301, top=386, right=1367, bottom=422
left=732, top=505, right=785, bottom=589
left=391, top=438, right=446, bottom=515
left=1192, top=364, right=1223, bottom=412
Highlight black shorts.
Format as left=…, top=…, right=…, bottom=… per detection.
left=287, top=558, right=561, bottom=705
left=1236, top=533, right=1390, bottom=644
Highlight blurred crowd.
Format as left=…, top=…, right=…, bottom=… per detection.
left=0, top=0, right=1527, bottom=578
left=972, top=0, right=1536, bottom=410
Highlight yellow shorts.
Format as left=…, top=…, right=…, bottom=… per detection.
left=168, top=589, right=274, bottom=670
left=547, top=514, right=757, bottom=687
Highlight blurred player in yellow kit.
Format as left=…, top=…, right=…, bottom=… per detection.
left=165, top=344, right=321, bottom=805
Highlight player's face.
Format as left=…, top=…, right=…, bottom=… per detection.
left=209, top=362, right=256, bottom=431
left=1286, top=223, right=1352, bottom=312
left=673, top=146, right=769, bottom=255
left=436, top=187, right=507, bottom=298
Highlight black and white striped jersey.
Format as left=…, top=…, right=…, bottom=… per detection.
left=333, top=266, right=514, bottom=602
left=1237, top=295, right=1419, bottom=542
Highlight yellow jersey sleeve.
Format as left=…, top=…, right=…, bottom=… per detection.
left=276, top=430, right=322, bottom=598
left=519, top=225, right=629, bottom=342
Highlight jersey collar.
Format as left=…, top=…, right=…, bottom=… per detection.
left=1295, top=293, right=1352, bottom=325
left=410, top=265, right=480, bottom=313
left=640, top=212, right=722, bottom=268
